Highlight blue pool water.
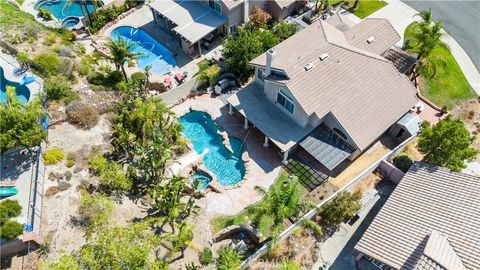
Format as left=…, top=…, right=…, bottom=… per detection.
left=111, top=26, right=176, bottom=75
left=35, top=0, right=98, bottom=20
left=0, top=67, right=30, bottom=104
left=180, top=111, right=246, bottom=186
left=190, top=171, right=212, bottom=190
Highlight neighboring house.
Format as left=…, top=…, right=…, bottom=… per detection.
left=355, top=162, right=480, bottom=270
left=226, top=18, right=419, bottom=174
left=148, top=0, right=305, bottom=56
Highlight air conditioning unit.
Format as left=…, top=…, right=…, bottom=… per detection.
left=367, top=36, right=376, bottom=44
left=319, top=53, right=329, bottom=61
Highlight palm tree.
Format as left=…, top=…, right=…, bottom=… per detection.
left=66, top=0, right=102, bottom=25
left=253, top=178, right=311, bottom=234
left=107, top=37, right=140, bottom=81
left=404, top=10, right=449, bottom=86
left=16, top=52, right=29, bottom=70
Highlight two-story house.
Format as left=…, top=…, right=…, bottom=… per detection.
left=148, top=0, right=305, bottom=56
left=226, top=18, right=419, bottom=173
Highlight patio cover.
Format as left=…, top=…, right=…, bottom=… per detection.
left=299, top=124, right=354, bottom=171
left=227, top=83, right=314, bottom=152
left=149, top=0, right=226, bottom=44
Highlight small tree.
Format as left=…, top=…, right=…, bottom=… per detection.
left=417, top=117, right=478, bottom=171
left=1, top=220, right=24, bottom=240
left=89, top=155, right=132, bottom=194
left=107, top=37, right=141, bottom=81
left=0, top=200, right=22, bottom=224
left=272, top=22, right=297, bottom=41
left=319, top=191, right=361, bottom=226
left=249, top=6, right=271, bottom=29
left=0, top=87, right=47, bottom=152
left=216, top=246, right=242, bottom=270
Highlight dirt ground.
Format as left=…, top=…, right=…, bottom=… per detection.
left=452, top=98, right=480, bottom=160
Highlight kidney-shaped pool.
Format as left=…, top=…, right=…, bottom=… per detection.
left=180, top=111, right=245, bottom=187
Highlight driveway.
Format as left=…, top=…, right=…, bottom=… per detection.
left=401, top=1, right=480, bottom=73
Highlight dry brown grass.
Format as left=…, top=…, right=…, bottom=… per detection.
left=66, top=103, right=100, bottom=130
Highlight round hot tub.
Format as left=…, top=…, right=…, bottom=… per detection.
left=190, top=171, right=212, bottom=190
left=62, top=16, right=80, bottom=28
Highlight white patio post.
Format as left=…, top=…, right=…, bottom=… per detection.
left=282, top=150, right=289, bottom=164
left=244, top=118, right=249, bottom=130
left=228, top=103, right=233, bottom=115
left=263, top=136, right=269, bottom=148
left=197, top=41, right=203, bottom=56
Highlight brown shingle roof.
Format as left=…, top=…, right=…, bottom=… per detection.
left=355, top=163, right=480, bottom=270
left=344, top=18, right=401, bottom=55
left=250, top=20, right=417, bottom=150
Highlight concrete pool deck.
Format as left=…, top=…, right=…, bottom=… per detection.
left=0, top=53, right=42, bottom=100
left=171, top=94, right=283, bottom=217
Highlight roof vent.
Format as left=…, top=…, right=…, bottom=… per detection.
left=319, top=53, right=329, bottom=61
left=367, top=36, right=375, bottom=44
left=304, top=63, right=315, bottom=71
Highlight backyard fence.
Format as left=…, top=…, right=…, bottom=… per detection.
left=240, top=135, right=417, bottom=269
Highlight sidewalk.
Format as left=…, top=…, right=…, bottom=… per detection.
left=366, top=0, right=480, bottom=94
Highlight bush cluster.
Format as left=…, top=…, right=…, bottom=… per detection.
left=66, top=152, right=76, bottom=168
left=0, top=200, right=23, bottom=240
left=33, top=52, right=60, bottom=77
left=66, top=102, right=100, bottom=130
left=86, top=70, right=123, bottom=88
left=198, top=247, right=213, bottom=265
left=89, top=5, right=128, bottom=34
left=44, top=76, right=78, bottom=103
left=393, top=155, right=414, bottom=173
left=43, top=147, right=65, bottom=165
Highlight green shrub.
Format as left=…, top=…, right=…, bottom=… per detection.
left=59, top=57, right=76, bottom=79
left=33, top=52, right=60, bottom=76
left=197, top=62, right=220, bottom=86
left=66, top=103, right=100, bottom=129
left=86, top=70, right=122, bottom=87
left=66, top=152, right=76, bottom=168
left=38, top=8, right=53, bottom=21
left=199, top=247, right=213, bottom=265
left=0, top=200, right=22, bottom=224
left=56, top=28, right=76, bottom=43
left=43, top=148, right=65, bottom=165
left=88, top=5, right=128, bottom=34
left=89, top=155, right=132, bottom=193
left=393, top=155, right=414, bottom=173
left=130, top=72, right=146, bottom=85
left=44, top=76, right=78, bottom=102
left=0, top=220, right=24, bottom=240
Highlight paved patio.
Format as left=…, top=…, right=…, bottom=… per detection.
left=171, top=94, right=283, bottom=217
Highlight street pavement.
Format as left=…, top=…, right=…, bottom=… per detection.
left=401, top=1, right=480, bottom=73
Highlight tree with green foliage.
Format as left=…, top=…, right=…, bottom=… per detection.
left=89, top=154, right=132, bottom=194
left=78, top=192, right=114, bottom=237
left=51, top=222, right=164, bottom=269
left=216, top=246, right=242, bottom=270
left=253, top=178, right=310, bottom=235
left=319, top=191, right=361, bottom=226
left=0, top=86, right=47, bottom=152
left=417, top=117, right=478, bottom=171
left=112, top=93, right=186, bottom=187
left=197, top=61, right=221, bottom=86
left=149, top=175, right=199, bottom=232
left=1, top=220, right=24, bottom=240
left=223, top=24, right=279, bottom=82
left=107, top=37, right=141, bottom=81
left=272, top=22, right=297, bottom=41
left=404, top=10, right=450, bottom=86
left=0, top=199, right=23, bottom=240
left=160, top=222, right=194, bottom=261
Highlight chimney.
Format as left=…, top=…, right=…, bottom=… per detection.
left=265, top=49, right=276, bottom=77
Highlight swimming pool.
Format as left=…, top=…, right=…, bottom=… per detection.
left=35, top=0, right=98, bottom=21
left=180, top=111, right=245, bottom=186
left=0, top=67, right=30, bottom=104
left=111, top=26, right=176, bottom=75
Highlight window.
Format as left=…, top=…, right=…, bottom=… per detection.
left=209, top=0, right=222, bottom=13
left=333, top=128, right=347, bottom=141
left=277, top=90, right=294, bottom=114
left=257, top=69, right=264, bottom=81
left=229, top=24, right=237, bottom=34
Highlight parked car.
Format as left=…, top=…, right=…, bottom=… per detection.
left=214, top=78, right=236, bottom=95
